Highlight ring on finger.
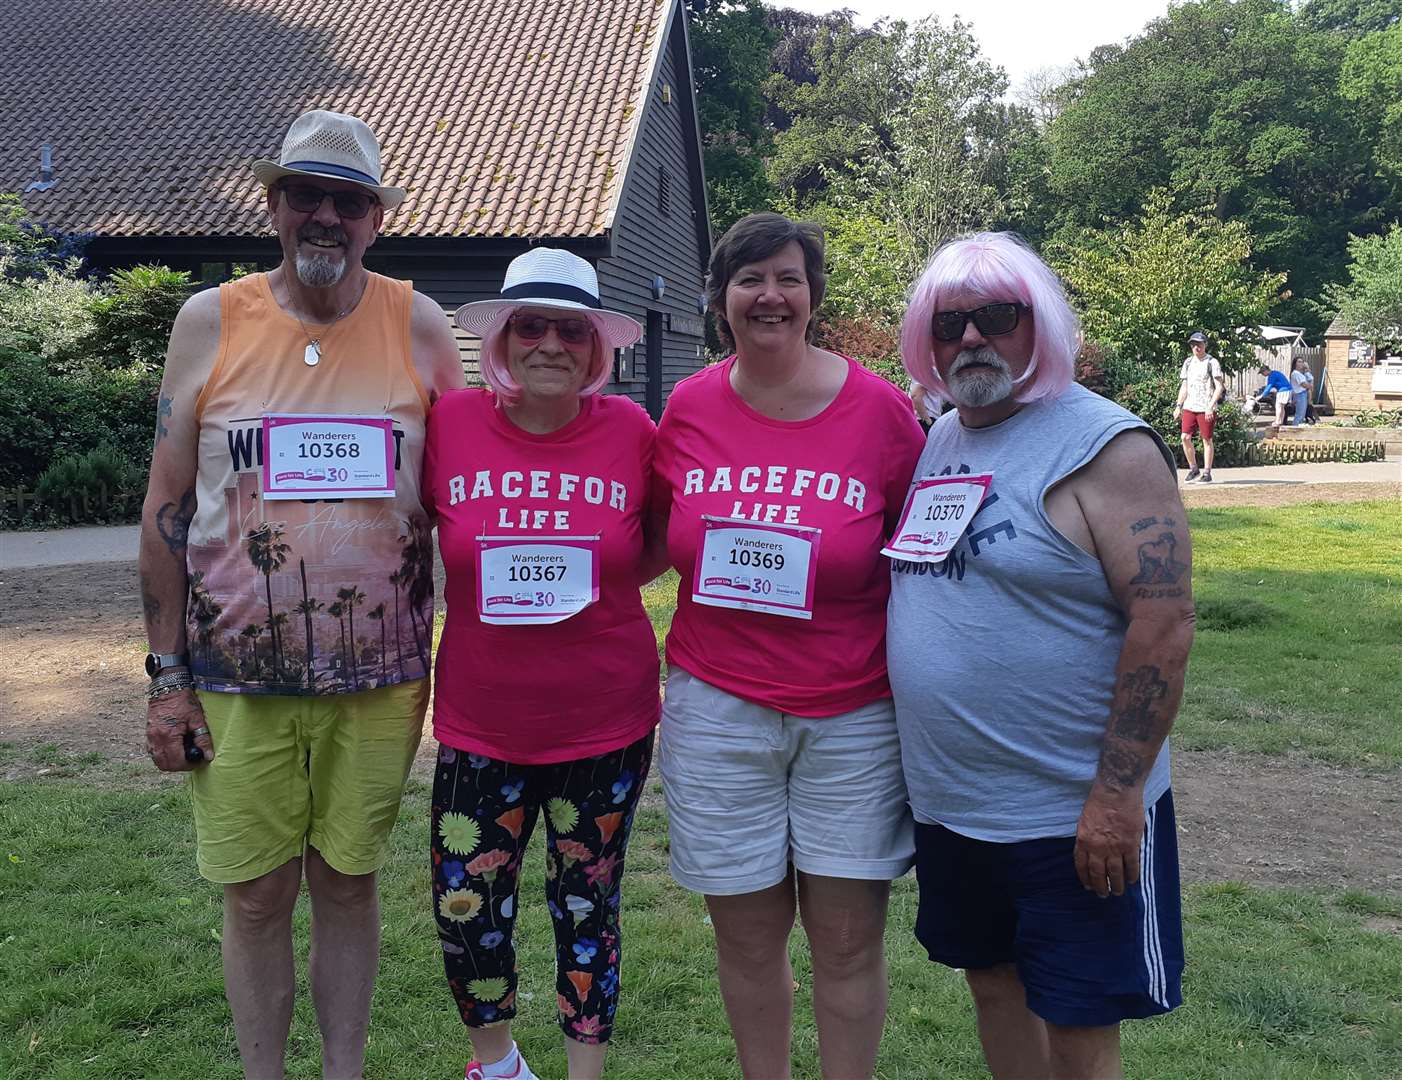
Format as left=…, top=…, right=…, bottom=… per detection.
left=191, top=725, right=210, bottom=737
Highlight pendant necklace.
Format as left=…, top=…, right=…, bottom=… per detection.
left=291, top=294, right=360, bottom=368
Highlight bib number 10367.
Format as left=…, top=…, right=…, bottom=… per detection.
left=476, top=536, right=600, bottom=625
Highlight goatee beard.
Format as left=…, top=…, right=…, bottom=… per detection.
left=946, top=346, right=1014, bottom=408
left=295, top=252, right=346, bottom=288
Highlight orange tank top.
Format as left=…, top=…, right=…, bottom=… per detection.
left=187, top=271, right=433, bottom=695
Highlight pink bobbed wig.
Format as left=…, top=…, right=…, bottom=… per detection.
left=478, top=308, right=612, bottom=406
left=900, top=232, right=1080, bottom=405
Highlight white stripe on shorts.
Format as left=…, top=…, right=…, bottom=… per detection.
left=1140, top=801, right=1168, bottom=1008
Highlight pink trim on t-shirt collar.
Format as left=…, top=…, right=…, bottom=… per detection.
left=719, top=352, right=858, bottom=429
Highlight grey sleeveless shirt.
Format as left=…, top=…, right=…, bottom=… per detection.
left=887, top=383, right=1176, bottom=841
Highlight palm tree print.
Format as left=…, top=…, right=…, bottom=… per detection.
left=388, top=567, right=408, bottom=678
left=245, top=522, right=290, bottom=682
left=337, top=585, right=366, bottom=690
left=240, top=623, right=263, bottom=677
left=368, top=602, right=388, bottom=685
left=295, top=558, right=323, bottom=692
left=396, top=515, right=434, bottom=670
left=328, top=600, right=348, bottom=686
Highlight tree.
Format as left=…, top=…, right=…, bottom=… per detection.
left=1298, top=0, right=1398, bottom=36
left=245, top=522, right=290, bottom=679
left=1320, top=224, right=1402, bottom=347
left=1053, top=188, right=1286, bottom=373
left=1014, top=64, right=1079, bottom=128
left=1340, top=25, right=1402, bottom=186
left=685, top=0, right=778, bottom=232
left=1044, top=0, right=1396, bottom=332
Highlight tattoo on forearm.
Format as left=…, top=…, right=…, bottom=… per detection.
left=142, top=586, right=161, bottom=622
left=1111, top=665, right=1167, bottom=741
left=156, top=489, right=197, bottom=557
left=1098, top=744, right=1148, bottom=789
left=154, top=394, right=173, bottom=446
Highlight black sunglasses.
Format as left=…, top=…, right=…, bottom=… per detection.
left=932, top=302, right=1026, bottom=342
left=280, top=183, right=378, bottom=220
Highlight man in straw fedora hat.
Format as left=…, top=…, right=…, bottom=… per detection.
left=138, top=108, right=463, bottom=1078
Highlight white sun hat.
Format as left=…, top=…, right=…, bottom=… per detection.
left=251, top=109, right=406, bottom=209
left=455, top=248, right=644, bottom=349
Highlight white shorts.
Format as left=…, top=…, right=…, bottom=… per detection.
left=659, top=667, right=914, bottom=896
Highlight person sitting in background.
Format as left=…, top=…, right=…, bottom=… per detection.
left=1253, top=364, right=1292, bottom=426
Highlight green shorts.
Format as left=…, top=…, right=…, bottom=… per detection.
left=190, top=680, right=428, bottom=884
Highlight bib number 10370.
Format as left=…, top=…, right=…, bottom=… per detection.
left=692, top=517, right=820, bottom=620
left=881, top=474, right=992, bottom=563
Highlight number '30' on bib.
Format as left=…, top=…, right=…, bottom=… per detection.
left=881, top=474, right=992, bottom=564
left=692, top=516, right=821, bottom=620
left=476, top=535, right=600, bottom=625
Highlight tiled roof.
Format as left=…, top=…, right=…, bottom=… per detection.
left=1323, top=313, right=1352, bottom=338
left=1, top=0, right=672, bottom=239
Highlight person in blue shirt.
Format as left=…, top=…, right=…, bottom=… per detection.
left=1253, top=364, right=1293, bottom=426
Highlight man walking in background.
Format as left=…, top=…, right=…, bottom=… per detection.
left=1173, top=331, right=1224, bottom=482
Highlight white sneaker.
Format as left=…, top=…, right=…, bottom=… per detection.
left=465, top=1046, right=540, bottom=1080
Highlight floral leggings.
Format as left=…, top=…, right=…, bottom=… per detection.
left=430, top=732, right=653, bottom=1045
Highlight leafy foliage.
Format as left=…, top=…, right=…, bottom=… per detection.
left=1054, top=189, right=1286, bottom=374
left=1319, top=224, right=1402, bottom=347
left=1340, top=24, right=1402, bottom=189
left=1042, top=0, right=1398, bottom=332
left=34, top=444, right=146, bottom=523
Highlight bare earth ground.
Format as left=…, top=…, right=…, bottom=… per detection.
left=2, top=481, right=1398, bottom=900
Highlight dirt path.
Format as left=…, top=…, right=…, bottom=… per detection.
left=2, top=485, right=1398, bottom=897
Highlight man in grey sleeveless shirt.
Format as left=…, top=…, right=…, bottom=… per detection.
left=889, top=233, right=1194, bottom=1079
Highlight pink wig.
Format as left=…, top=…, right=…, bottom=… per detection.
left=478, top=308, right=611, bottom=406
left=900, top=232, right=1079, bottom=405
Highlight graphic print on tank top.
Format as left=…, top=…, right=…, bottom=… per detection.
left=185, top=272, right=432, bottom=696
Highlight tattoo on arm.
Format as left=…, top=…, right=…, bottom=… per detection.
left=1110, top=665, right=1167, bottom=741
left=154, top=394, right=173, bottom=446
left=1127, top=527, right=1183, bottom=597
left=142, top=586, right=161, bottom=622
left=156, top=489, right=197, bottom=557
left=1097, top=744, right=1148, bottom=789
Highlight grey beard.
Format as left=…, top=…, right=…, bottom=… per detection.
left=295, top=251, right=346, bottom=288
left=946, top=347, right=1014, bottom=408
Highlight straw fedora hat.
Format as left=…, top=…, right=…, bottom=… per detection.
left=252, top=109, right=406, bottom=209
left=455, top=248, right=644, bottom=349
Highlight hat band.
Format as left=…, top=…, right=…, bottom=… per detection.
left=282, top=160, right=382, bottom=187
left=501, top=281, right=600, bottom=308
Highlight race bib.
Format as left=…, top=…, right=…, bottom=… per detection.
left=261, top=414, right=394, bottom=500
left=692, top=516, right=821, bottom=620
left=476, top=535, right=600, bottom=625
left=882, top=474, right=993, bottom=563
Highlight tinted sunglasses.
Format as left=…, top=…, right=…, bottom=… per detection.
left=509, top=314, right=595, bottom=346
left=932, top=302, right=1025, bottom=342
left=280, top=183, right=377, bottom=220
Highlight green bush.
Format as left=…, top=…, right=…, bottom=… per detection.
left=86, top=264, right=194, bottom=370
left=1347, top=406, right=1402, bottom=429
left=0, top=346, right=160, bottom=492
left=34, top=444, right=146, bottom=523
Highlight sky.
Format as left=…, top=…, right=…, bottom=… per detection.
left=770, top=0, right=1175, bottom=92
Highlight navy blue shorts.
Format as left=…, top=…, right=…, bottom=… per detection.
left=913, top=789, right=1183, bottom=1028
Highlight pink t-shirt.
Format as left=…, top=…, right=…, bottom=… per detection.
left=424, top=389, right=660, bottom=763
left=654, top=356, right=925, bottom=716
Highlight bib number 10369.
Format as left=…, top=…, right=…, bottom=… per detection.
left=692, top=517, right=820, bottom=620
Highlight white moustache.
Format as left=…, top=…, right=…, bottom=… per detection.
left=951, top=347, right=1009, bottom=376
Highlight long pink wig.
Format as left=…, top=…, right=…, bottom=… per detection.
left=478, top=307, right=611, bottom=406
left=900, top=232, right=1079, bottom=405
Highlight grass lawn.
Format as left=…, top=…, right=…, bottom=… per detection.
left=2, top=499, right=1399, bottom=1078
left=1180, top=500, right=1402, bottom=766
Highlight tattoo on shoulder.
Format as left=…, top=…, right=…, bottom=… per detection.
left=154, top=394, right=173, bottom=446
left=1130, top=530, right=1187, bottom=586
left=156, top=489, right=197, bottom=557
left=1111, top=665, right=1167, bottom=742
